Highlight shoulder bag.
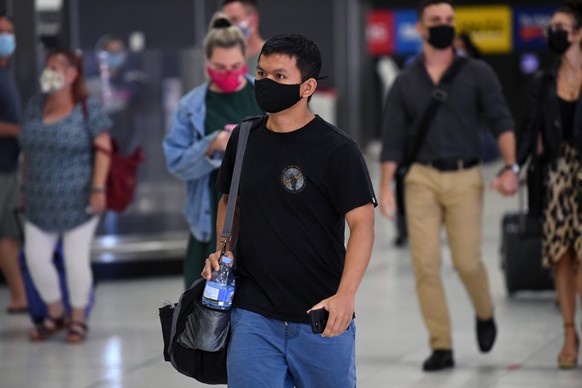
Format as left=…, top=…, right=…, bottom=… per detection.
left=395, top=57, right=468, bottom=219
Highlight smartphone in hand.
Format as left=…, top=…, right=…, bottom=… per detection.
left=308, top=308, right=329, bottom=334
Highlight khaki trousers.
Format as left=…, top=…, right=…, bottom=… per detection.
left=404, top=164, right=493, bottom=350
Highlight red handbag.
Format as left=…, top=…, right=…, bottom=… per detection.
left=95, top=142, right=144, bottom=212
left=82, top=98, right=144, bottom=213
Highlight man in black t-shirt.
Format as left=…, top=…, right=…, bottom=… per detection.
left=0, top=12, right=26, bottom=314
left=203, top=34, right=376, bottom=387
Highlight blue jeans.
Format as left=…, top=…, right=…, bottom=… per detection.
left=227, top=307, right=356, bottom=388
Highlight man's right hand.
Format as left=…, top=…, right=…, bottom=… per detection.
left=380, top=188, right=396, bottom=220
left=201, top=250, right=234, bottom=279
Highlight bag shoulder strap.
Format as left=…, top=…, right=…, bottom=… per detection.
left=80, top=96, right=94, bottom=143
left=518, top=71, right=549, bottom=226
left=81, top=96, right=115, bottom=156
left=531, top=71, right=549, bottom=159
left=219, top=116, right=261, bottom=250
left=399, top=57, right=468, bottom=172
left=81, top=96, right=88, bottom=120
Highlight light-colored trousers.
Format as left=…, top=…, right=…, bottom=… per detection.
left=24, top=217, right=99, bottom=309
left=405, top=164, right=493, bottom=350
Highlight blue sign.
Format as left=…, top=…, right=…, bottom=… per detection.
left=394, top=10, right=422, bottom=55
left=513, top=6, right=557, bottom=51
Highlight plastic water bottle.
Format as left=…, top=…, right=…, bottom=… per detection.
left=202, top=257, right=235, bottom=310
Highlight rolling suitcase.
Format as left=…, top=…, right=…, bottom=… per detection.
left=499, top=211, right=554, bottom=296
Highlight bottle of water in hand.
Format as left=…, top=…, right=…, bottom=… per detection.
left=202, top=256, right=235, bottom=310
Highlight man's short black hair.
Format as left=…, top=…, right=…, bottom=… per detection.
left=417, top=0, right=455, bottom=19
left=222, top=0, right=258, bottom=11
left=259, top=33, right=322, bottom=81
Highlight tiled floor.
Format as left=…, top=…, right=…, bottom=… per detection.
left=1, top=143, right=582, bottom=387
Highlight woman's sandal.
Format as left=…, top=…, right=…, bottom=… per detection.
left=66, top=321, right=88, bottom=344
left=558, top=323, right=579, bottom=369
left=29, top=315, right=68, bottom=341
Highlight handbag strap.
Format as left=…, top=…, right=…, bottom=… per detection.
left=81, top=97, right=113, bottom=156
left=219, top=117, right=257, bottom=252
left=518, top=72, right=549, bottom=226
left=399, top=57, right=468, bottom=173
left=531, top=72, right=549, bottom=160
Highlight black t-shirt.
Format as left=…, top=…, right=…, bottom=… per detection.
left=0, top=66, right=21, bottom=172
left=216, top=115, right=376, bottom=323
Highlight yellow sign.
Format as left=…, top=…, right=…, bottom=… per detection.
left=456, top=5, right=512, bottom=54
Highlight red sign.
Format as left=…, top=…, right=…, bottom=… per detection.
left=367, top=10, right=395, bottom=56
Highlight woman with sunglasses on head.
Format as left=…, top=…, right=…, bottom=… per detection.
left=163, top=12, right=263, bottom=289
left=19, top=48, right=112, bottom=343
left=518, top=0, right=582, bottom=369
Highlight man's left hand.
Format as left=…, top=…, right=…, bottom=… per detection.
left=308, top=292, right=354, bottom=337
left=490, top=169, right=518, bottom=196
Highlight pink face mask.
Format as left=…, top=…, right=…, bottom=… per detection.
left=207, top=65, right=248, bottom=93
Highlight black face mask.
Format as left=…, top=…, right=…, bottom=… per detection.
left=254, top=78, right=303, bottom=113
left=547, top=28, right=571, bottom=55
left=427, top=25, right=455, bottom=49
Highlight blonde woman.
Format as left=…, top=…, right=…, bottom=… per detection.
left=163, top=13, right=262, bottom=288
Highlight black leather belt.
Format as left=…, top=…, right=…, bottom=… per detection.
left=420, top=158, right=480, bottom=172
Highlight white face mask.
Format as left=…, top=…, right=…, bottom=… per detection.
left=39, top=68, right=65, bottom=94
left=236, top=18, right=253, bottom=39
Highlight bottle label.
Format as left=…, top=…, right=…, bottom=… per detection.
left=202, top=281, right=234, bottom=308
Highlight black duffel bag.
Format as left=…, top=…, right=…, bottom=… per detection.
left=159, top=278, right=229, bottom=384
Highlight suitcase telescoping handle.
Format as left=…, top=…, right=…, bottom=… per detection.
left=517, top=174, right=527, bottom=233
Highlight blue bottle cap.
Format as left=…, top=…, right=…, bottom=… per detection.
left=221, top=257, right=232, bottom=265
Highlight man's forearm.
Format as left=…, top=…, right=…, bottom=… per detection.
left=380, top=161, right=397, bottom=193
left=497, top=131, right=516, bottom=165
left=0, top=122, right=19, bottom=137
left=337, top=204, right=375, bottom=297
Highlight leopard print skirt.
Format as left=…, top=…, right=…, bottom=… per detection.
left=542, top=142, right=582, bottom=267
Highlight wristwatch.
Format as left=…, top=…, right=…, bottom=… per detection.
left=498, top=163, right=520, bottom=176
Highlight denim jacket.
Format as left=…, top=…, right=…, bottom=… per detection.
left=163, top=75, right=255, bottom=242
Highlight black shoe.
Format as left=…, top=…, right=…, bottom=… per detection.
left=476, top=316, right=497, bottom=353
left=422, top=350, right=454, bottom=371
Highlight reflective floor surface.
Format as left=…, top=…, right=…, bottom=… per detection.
left=1, top=143, right=581, bottom=388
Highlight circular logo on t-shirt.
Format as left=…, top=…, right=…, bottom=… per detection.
left=281, top=166, right=305, bottom=193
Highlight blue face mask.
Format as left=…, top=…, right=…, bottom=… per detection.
left=106, top=52, right=126, bottom=70
left=0, top=33, right=16, bottom=58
